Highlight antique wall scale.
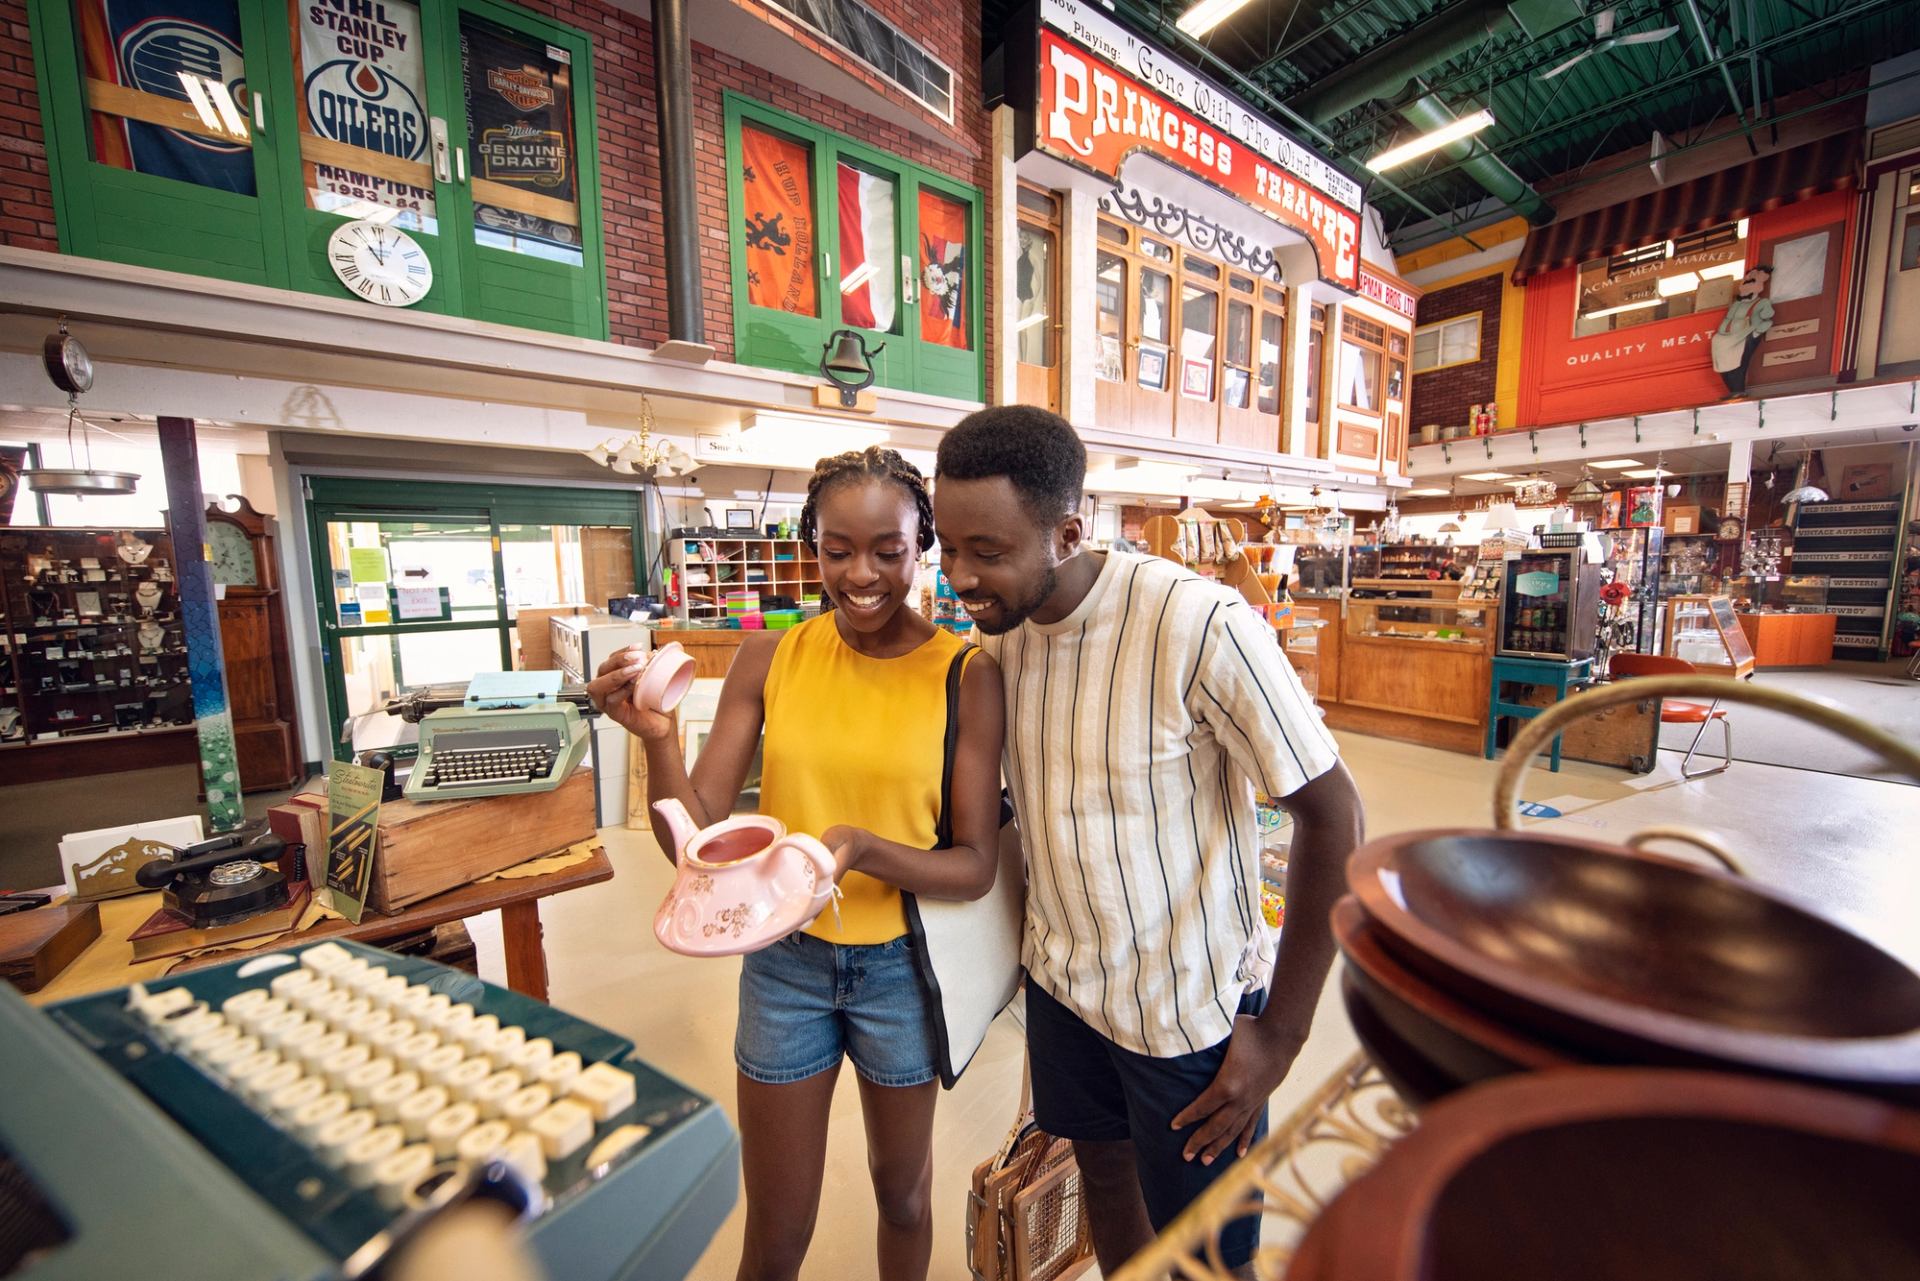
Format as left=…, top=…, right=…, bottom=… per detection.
left=23, top=319, right=140, bottom=497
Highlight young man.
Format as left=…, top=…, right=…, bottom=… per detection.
left=934, top=406, right=1365, bottom=1276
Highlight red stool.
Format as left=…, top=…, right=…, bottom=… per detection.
left=1610, top=653, right=1732, bottom=779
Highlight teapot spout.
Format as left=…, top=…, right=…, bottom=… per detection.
left=652, top=798, right=699, bottom=864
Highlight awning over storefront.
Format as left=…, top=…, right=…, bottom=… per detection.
left=1511, top=131, right=1860, bottom=283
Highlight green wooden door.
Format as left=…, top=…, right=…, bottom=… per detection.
left=442, top=0, right=605, bottom=339
left=905, top=171, right=984, bottom=401
left=259, top=0, right=466, bottom=316
left=34, top=0, right=293, bottom=285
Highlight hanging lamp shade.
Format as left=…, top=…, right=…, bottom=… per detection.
left=1783, top=484, right=1829, bottom=504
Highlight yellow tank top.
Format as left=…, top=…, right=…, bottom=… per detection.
left=761, top=614, right=967, bottom=945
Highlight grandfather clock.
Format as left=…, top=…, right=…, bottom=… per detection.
left=206, top=496, right=301, bottom=790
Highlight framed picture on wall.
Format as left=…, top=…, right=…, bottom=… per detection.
left=1137, top=346, right=1168, bottom=391
left=1181, top=357, right=1212, bottom=399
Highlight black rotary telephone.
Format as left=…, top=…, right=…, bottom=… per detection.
left=135, top=828, right=292, bottom=928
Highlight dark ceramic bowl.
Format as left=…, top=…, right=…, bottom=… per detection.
left=1290, top=1068, right=1920, bottom=1281
left=1347, top=829, right=1920, bottom=1098
left=1334, top=896, right=1577, bottom=1097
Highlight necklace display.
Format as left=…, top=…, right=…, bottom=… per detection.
left=116, top=536, right=153, bottom=566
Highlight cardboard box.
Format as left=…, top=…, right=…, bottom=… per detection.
left=300, top=767, right=596, bottom=914
left=1664, top=505, right=1703, bottom=535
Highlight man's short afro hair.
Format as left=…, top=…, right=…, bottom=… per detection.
left=935, top=406, right=1086, bottom=526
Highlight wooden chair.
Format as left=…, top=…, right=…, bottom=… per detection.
left=1609, top=653, right=1732, bottom=779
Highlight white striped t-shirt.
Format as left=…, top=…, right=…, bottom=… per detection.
left=978, top=551, right=1339, bottom=1058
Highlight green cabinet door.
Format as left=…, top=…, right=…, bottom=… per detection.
left=34, top=0, right=294, bottom=285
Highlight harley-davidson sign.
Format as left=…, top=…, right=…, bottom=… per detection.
left=1034, top=26, right=1360, bottom=289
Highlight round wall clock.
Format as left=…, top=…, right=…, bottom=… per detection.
left=327, top=219, right=433, bottom=308
left=1716, top=514, right=1745, bottom=542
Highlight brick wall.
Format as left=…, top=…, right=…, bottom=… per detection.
left=0, top=0, right=989, bottom=367
left=1409, top=273, right=1501, bottom=431
left=0, top=0, right=56, bottom=251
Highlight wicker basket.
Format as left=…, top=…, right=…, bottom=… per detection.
left=967, top=1125, right=1096, bottom=1281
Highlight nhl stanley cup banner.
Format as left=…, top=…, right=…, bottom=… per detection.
left=75, top=0, right=256, bottom=193
left=461, top=15, right=581, bottom=258
left=294, top=0, right=435, bottom=227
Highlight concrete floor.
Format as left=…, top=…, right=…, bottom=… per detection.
left=461, top=731, right=1920, bottom=1281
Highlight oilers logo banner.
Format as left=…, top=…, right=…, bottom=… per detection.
left=295, top=0, right=434, bottom=227
left=77, top=0, right=255, bottom=194
left=460, top=15, right=580, bottom=260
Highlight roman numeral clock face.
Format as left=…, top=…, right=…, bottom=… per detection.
left=327, top=219, right=433, bottom=307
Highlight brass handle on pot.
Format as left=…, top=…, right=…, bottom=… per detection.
left=1494, top=675, right=1920, bottom=859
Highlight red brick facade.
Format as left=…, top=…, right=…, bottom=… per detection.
left=0, top=0, right=989, bottom=368
left=1409, top=273, right=1501, bottom=431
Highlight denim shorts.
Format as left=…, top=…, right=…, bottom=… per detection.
left=735, top=931, right=940, bottom=1087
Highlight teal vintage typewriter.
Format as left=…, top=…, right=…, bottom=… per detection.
left=1, top=939, right=737, bottom=1280
left=398, top=673, right=592, bottom=803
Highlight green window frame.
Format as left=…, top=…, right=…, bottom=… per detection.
left=725, top=93, right=983, bottom=402
left=30, top=0, right=607, bottom=340
left=303, top=476, right=649, bottom=757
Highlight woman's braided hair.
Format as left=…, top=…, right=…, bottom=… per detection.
left=797, top=446, right=935, bottom=554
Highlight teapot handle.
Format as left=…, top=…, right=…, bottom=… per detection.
left=774, top=833, right=838, bottom=907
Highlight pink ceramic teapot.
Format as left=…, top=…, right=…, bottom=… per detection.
left=652, top=798, right=838, bottom=957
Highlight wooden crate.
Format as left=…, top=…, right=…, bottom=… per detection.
left=298, top=767, right=596, bottom=913
left=1516, top=683, right=1660, bottom=774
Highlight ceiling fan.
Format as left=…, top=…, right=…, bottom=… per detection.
left=1537, top=8, right=1680, bottom=81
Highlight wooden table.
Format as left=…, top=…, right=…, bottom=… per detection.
left=28, top=846, right=613, bottom=1005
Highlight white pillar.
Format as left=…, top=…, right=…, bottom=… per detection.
left=1061, top=185, right=1099, bottom=429
left=990, top=106, right=1019, bottom=407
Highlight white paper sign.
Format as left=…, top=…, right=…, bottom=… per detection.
left=394, top=586, right=443, bottom=621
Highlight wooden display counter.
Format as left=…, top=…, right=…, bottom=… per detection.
left=1736, top=612, right=1836, bottom=667
left=1289, top=585, right=1494, bottom=755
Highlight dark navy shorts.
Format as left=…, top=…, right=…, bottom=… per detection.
left=1024, top=977, right=1269, bottom=1268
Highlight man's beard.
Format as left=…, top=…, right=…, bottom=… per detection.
left=969, top=563, right=1058, bottom=635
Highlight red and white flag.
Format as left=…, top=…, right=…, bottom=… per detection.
left=837, top=163, right=897, bottom=332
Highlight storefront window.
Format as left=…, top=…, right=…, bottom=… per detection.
left=1339, top=313, right=1385, bottom=414
left=74, top=0, right=258, bottom=195
left=1574, top=219, right=1747, bottom=337
left=1140, top=268, right=1172, bottom=346
left=1015, top=222, right=1055, bottom=366
left=1413, top=315, right=1478, bottom=370
left=1257, top=311, right=1283, bottom=414
left=1096, top=250, right=1126, bottom=383
left=459, top=14, right=583, bottom=265
left=740, top=123, right=819, bottom=317
left=838, top=160, right=900, bottom=333
left=1180, top=281, right=1217, bottom=401
left=1224, top=297, right=1253, bottom=409
left=1306, top=305, right=1326, bottom=433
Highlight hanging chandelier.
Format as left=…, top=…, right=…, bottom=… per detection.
left=1512, top=473, right=1558, bottom=506
left=1568, top=464, right=1602, bottom=504
left=582, top=395, right=694, bottom=479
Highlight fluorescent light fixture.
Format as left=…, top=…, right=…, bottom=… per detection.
left=1656, top=271, right=1701, bottom=297
left=1014, top=311, right=1050, bottom=333
left=1581, top=299, right=1661, bottom=320
left=1461, top=471, right=1514, bottom=481
left=1698, top=260, right=1746, bottom=282
left=1366, top=109, right=1495, bottom=173
left=838, top=261, right=876, bottom=295
left=1589, top=459, right=1644, bottom=469
left=1621, top=467, right=1668, bottom=479
left=1186, top=478, right=1256, bottom=502
left=204, top=79, right=249, bottom=139
left=1406, top=487, right=1449, bottom=496
left=1085, top=462, right=1196, bottom=496
left=177, top=72, right=223, bottom=135
left=1175, top=0, right=1255, bottom=37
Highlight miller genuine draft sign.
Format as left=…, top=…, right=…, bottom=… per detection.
left=461, top=14, right=580, bottom=255
left=1028, top=0, right=1362, bottom=291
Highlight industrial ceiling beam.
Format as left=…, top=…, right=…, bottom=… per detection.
left=1105, top=0, right=1492, bottom=250
left=1285, top=0, right=1524, bottom=123
left=1680, top=0, right=1760, bottom=154
left=1384, top=0, right=1904, bottom=196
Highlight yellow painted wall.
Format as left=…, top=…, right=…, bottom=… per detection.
left=1400, top=218, right=1529, bottom=434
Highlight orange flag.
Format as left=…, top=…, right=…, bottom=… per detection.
left=741, top=127, right=818, bottom=317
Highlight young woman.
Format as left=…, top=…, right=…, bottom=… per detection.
left=588, top=447, right=1005, bottom=1281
